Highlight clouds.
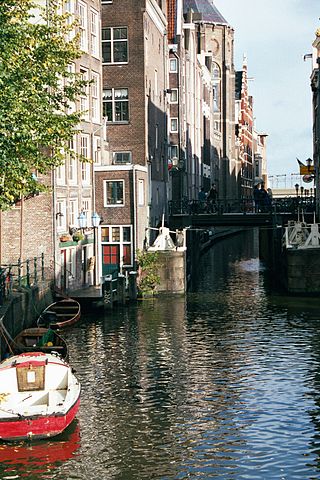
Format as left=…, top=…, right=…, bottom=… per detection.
left=214, top=0, right=318, bottom=175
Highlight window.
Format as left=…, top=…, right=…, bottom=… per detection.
left=82, top=198, right=91, bottom=226
left=78, top=1, right=88, bottom=52
left=170, top=118, right=178, bottom=132
left=80, top=68, right=89, bottom=120
left=104, top=180, right=124, bottom=206
left=169, top=58, right=177, bottom=72
left=101, top=225, right=133, bottom=267
left=80, top=135, right=91, bottom=184
left=103, top=88, right=129, bottom=123
left=67, top=137, right=77, bottom=184
left=56, top=200, right=67, bottom=231
left=66, top=64, right=76, bottom=113
left=169, top=144, right=178, bottom=159
left=65, top=0, right=75, bottom=40
left=113, top=152, right=132, bottom=164
left=102, top=27, right=128, bottom=64
left=90, top=9, right=99, bottom=58
left=56, top=161, right=66, bottom=185
left=170, top=89, right=178, bottom=103
left=91, top=72, right=100, bottom=123
left=69, top=199, right=78, bottom=227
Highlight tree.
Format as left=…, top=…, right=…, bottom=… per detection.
left=0, top=0, right=87, bottom=209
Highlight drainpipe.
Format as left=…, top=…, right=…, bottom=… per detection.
left=132, top=165, right=137, bottom=269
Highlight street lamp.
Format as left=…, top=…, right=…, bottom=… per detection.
left=91, top=212, right=100, bottom=286
left=78, top=211, right=87, bottom=231
left=295, top=183, right=299, bottom=197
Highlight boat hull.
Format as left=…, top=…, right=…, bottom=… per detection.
left=0, top=352, right=81, bottom=442
left=0, top=396, right=80, bottom=441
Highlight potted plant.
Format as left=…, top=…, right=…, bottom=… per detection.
left=72, top=232, right=84, bottom=242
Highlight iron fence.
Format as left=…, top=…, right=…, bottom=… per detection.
left=0, top=253, right=45, bottom=305
left=169, top=197, right=316, bottom=216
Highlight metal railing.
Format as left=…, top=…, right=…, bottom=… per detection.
left=0, top=253, right=45, bottom=305
left=169, top=197, right=316, bottom=216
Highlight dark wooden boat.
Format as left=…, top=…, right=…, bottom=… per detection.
left=11, top=327, right=68, bottom=360
left=37, top=298, right=81, bottom=330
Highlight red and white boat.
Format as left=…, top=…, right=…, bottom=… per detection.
left=0, top=352, right=81, bottom=441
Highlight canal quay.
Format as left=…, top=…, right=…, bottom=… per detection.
left=1, top=230, right=320, bottom=479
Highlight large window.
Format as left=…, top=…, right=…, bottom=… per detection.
left=102, top=27, right=128, bottom=64
left=91, top=72, right=100, bottom=123
left=79, top=68, right=89, bottom=120
left=103, top=88, right=129, bottom=123
left=104, top=180, right=124, bottom=206
left=90, top=9, right=99, bottom=58
left=101, top=225, right=132, bottom=268
left=56, top=200, right=67, bottom=231
left=80, top=134, right=91, bottom=185
left=78, top=1, right=88, bottom=52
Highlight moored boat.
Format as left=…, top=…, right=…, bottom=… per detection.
left=11, top=327, right=68, bottom=361
left=37, top=298, right=81, bottom=330
left=0, top=351, right=81, bottom=441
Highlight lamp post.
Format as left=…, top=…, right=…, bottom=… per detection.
left=91, top=211, right=100, bottom=286
left=295, top=183, right=299, bottom=197
left=78, top=211, right=87, bottom=232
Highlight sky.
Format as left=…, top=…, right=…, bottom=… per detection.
left=214, top=0, right=319, bottom=187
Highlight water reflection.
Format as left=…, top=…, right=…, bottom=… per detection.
left=0, top=420, right=80, bottom=479
left=2, top=229, right=320, bottom=479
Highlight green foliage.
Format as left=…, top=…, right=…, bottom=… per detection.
left=136, top=249, right=161, bottom=295
left=0, top=0, right=88, bottom=209
left=72, top=232, right=84, bottom=242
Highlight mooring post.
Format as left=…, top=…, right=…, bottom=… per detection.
left=117, top=274, right=126, bottom=305
left=102, top=274, right=113, bottom=309
left=128, top=271, right=137, bottom=300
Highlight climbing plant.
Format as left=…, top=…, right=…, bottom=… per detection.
left=136, top=249, right=161, bottom=296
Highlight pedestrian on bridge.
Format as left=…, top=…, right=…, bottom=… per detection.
left=207, top=184, right=218, bottom=213
left=198, top=188, right=207, bottom=213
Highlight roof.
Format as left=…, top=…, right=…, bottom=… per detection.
left=183, top=0, right=229, bottom=25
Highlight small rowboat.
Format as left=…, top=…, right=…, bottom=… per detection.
left=37, top=298, right=81, bottom=330
left=0, top=352, right=81, bottom=441
left=11, top=327, right=68, bottom=361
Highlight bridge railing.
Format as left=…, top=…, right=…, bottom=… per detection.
left=169, top=197, right=316, bottom=216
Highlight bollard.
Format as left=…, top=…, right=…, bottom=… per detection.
left=128, top=271, right=137, bottom=301
left=117, top=274, right=126, bottom=305
left=102, top=274, right=113, bottom=309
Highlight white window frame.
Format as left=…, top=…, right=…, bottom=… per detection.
left=169, top=58, right=177, bottom=72
left=104, top=180, right=125, bottom=207
left=170, top=118, right=178, bottom=133
left=170, top=88, right=178, bottom=104
left=69, top=199, right=78, bottom=227
left=67, top=137, right=77, bottom=185
left=79, top=67, right=89, bottom=121
left=78, top=1, right=88, bottom=52
left=101, top=225, right=133, bottom=268
left=82, top=198, right=92, bottom=227
left=91, top=72, right=100, bottom=123
left=103, top=88, right=129, bottom=123
left=90, top=9, right=99, bottom=58
left=113, top=151, right=132, bottom=165
left=80, top=134, right=91, bottom=185
left=65, top=0, right=76, bottom=40
left=56, top=161, right=66, bottom=185
left=56, top=200, right=67, bottom=232
left=66, top=63, right=76, bottom=113
left=102, top=26, right=128, bottom=64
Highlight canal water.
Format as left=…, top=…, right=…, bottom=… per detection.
left=2, top=229, right=320, bottom=479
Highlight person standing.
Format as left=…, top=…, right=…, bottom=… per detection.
left=207, top=184, right=218, bottom=213
left=198, top=187, right=207, bottom=212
